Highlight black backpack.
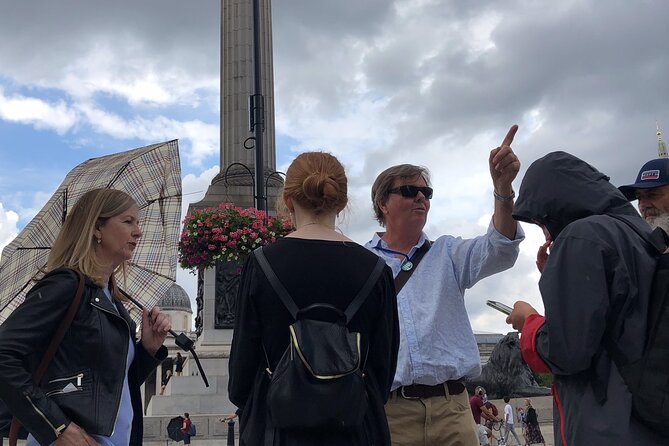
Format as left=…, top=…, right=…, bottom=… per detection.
left=254, top=247, right=386, bottom=431
left=605, top=216, right=669, bottom=434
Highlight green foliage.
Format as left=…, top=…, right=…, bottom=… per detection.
left=533, top=372, right=553, bottom=388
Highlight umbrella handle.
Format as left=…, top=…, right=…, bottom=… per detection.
left=188, top=348, right=210, bottom=387
left=169, top=331, right=209, bottom=387
left=125, top=294, right=210, bottom=387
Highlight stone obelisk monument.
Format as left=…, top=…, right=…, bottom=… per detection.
left=144, top=1, right=279, bottom=433
left=192, top=0, right=280, bottom=352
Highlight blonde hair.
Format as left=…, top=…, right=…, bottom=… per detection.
left=47, top=188, right=137, bottom=298
left=371, top=164, right=430, bottom=226
left=282, top=152, right=347, bottom=215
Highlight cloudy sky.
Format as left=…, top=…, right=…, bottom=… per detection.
left=1, top=0, right=668, bottom=335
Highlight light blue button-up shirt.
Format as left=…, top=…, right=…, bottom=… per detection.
left=366, top=220, right=524, bottom=391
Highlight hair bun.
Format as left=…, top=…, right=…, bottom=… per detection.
left=282, top=152, right=348, bottom=215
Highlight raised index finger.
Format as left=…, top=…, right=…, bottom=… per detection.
left=501, top=124, right=518, bottom=147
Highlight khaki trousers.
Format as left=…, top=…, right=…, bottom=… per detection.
left=385, top=387, right=480, bottom=446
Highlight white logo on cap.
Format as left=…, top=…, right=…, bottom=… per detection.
left=640, top=170, right=660, bottom=181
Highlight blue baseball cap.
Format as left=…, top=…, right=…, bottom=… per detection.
left=619, top=158, right=669, bottom=200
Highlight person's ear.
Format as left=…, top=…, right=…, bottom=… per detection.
left=283, top=194, right=294, bottom=214
left=93, top=227, right=102, bottom=243
left=378, top=198, right=390, bottom=216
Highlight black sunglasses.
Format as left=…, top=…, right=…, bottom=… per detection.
left=388, top=185, right=433, bottom=199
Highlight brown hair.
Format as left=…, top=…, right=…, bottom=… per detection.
left=47, top=188, right=137, bottom=296
left=371, top=164, right=430, bottom=226
left=282, top=152, right=347, bottom=215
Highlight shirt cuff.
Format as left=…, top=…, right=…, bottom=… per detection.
left=520, top=314, right=551, bottom=374
left=487, top=219, right=525, bottom=242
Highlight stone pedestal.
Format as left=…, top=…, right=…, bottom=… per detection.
left=146, top=373, right=237, bottom=416
left=197, top=267, right=234, bottom=350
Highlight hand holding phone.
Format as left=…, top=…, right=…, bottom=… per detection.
left=486, top=300, right=513, bottom=315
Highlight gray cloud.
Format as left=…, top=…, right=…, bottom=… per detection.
left=0, top=0, right=220, bottom=86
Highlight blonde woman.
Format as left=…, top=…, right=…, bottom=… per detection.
left=523, top=399, right=545, bottom=446
left=0, top=188, right=171, bottom=446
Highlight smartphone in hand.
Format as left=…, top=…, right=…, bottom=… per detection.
left=486, top=300, right=513, bottom=315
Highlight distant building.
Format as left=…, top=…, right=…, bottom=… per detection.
left=475, top=331, right=505, bottom=364
left=159, top=283, right=194, bottom=333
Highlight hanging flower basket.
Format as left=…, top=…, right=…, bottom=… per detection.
left=178, top=203, right=294, bottom=273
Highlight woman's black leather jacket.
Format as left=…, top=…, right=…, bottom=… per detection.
left=0, top=268, right=167, bottom=445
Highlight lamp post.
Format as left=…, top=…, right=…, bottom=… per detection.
left=249, top=0, right=266, bottom=212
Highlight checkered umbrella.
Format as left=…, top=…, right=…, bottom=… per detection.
left=0, top=140, right=182, bottom=325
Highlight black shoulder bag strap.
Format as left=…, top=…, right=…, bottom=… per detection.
left=392, top=240, right=431, bottom=294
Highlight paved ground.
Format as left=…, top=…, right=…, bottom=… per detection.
left=488, top=395, right=555, bottom=445
left=490, top=422, right=554, bottom=446
left=11, top=396, right=558, bottom=445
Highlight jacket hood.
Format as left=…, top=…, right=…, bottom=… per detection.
left=513, top=151, right=636, bottom=239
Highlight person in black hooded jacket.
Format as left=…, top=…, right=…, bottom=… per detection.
left=505, top=151, right=664, bottom=445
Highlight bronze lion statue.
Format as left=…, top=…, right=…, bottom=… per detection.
left=467, top=332, right=551, bottom=399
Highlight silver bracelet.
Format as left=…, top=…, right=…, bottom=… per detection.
left=494, top=189, right=515, bottom=202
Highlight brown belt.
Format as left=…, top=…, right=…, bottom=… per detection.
left=394, top=380, right=466, bottom=399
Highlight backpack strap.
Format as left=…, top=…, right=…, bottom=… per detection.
left=343, top=257, right=387, bottom=324
left=253, top=248, right=386, bottom=377
left=253, top=247, right=300, bottom=320
left=254, top=248, right=388, bottom=325
left=344, top=257, right=386, bottom=375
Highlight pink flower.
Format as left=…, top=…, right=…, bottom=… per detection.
left=178, top=203, right=294, bottom=271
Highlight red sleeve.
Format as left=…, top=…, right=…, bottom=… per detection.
left=520, top=314, right=552, bottom=373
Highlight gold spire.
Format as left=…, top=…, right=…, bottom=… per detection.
left=657, top=122, right=668, bottom=158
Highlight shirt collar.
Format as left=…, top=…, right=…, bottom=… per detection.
left=368, top=231, right=429, bottom=251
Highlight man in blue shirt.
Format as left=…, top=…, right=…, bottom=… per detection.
left=366, top=125, right=524, bottom=445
